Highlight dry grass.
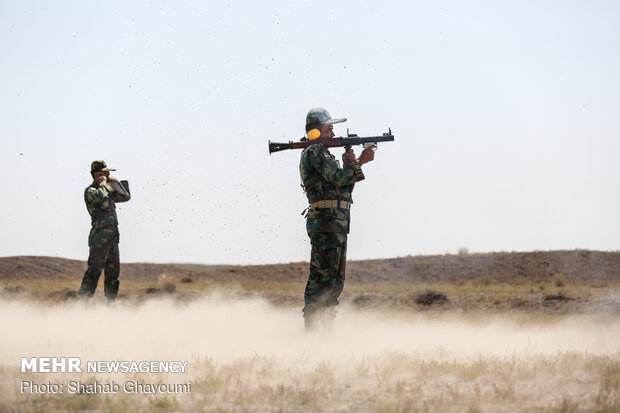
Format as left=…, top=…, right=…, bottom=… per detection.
left=3, top=275, right=616, bottom=316
left=3, top=351, right=619, bottom=412
left=1, top=252, right=619, bottom=412
left=1, top=296, right=619, bottom=413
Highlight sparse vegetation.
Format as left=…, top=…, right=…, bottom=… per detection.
left=2, top=251, right=618, bottom=315
left=1, top=252, right=619, bottom=412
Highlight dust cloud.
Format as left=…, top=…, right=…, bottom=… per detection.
left=1, top=293, right=618, bottom=363
left=2, top=293, right=619, bottom=411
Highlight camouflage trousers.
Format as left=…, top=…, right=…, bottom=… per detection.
left=303, top=231, right=348, bottom=324
left=79, top=228, right=120, bottom=300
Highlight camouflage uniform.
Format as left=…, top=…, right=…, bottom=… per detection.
left=300, top=143, right=365, bottom=325
left=78, top=168, right=130, bottom=300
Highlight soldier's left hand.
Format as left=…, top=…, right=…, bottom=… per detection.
left=358, top=145, right=376, bottom=166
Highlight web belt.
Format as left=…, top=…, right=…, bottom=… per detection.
left=310, top=200, right=351, bottom=210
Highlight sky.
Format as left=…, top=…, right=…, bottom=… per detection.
left=1, top=0, right=619, bottom=265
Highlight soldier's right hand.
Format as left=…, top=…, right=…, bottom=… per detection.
left=96, top=175, right=108, bottom=185
left=342, top=149, right=357, bottom=164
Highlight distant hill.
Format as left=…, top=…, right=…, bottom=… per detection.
left=1, top=250, right=619, bottom=286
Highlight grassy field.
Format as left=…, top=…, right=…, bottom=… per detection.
left=4, top=351, right=620, bottom=412
left=1, top=297, right=619, bottom=413
left=1, top=253, right=619, bottom=412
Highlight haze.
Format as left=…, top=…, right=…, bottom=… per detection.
left=1, top=1, right=619, bottom=265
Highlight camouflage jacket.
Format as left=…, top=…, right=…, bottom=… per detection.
left=299, top=143, right=365, bottom=233
left=84, top=182, right=131, bottom=230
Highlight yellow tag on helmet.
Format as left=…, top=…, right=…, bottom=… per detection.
left=307, top=128, right=321, bottom=140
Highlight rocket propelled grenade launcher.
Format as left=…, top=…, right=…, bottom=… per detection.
left=268, top=128, right=395, bottom=154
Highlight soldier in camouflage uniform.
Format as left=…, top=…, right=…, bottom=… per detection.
left=78, top=160, right=131, bottom=302
left=300, top=108, right=375, bottom=330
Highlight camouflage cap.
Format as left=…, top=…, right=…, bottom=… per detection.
left=90, top=160, right=116, bottom=173
left=305, top=108, right=347, bottom=131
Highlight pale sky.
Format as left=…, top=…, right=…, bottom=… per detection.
left=1, top=0, right=618, bottom=265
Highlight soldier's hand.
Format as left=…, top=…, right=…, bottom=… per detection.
left=357, top=145, right=376, bottom=166
left=108, top=176, right=118, bottom=183
left=95, top=175, right=108, bottom=185
left=342, top=149, right=356, bottom=164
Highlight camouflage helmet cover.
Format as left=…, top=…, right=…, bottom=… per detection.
left=305, top=108, right=347, bottom=132
left=90, top=160, right=116, bottom=173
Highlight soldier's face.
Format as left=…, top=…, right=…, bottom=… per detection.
left=320, top=124, right=334, bottom=139
left=93, top=171, right=109, bottom=180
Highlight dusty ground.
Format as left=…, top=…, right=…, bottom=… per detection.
left=0, top=251, right=619, bottom=412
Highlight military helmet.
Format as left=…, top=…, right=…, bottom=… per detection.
left=90, top=160, right=116, bottom=173
left=305, top=108, right=347, bottom=132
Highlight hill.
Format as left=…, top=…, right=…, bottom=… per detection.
left=1, top=251, right=619, bottom=313
left=1, top=250, right=619, bottom=285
